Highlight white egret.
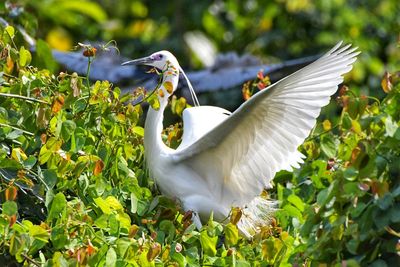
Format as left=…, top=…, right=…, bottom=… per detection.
left=122, top=42, right=359, bottom=237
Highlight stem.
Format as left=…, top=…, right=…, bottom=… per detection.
left=132, top=86, right=159, bottom=107
left=22, top=254, right=41, bottom=267
left=0, top=93, right=49, bottom=104
left=82, top=56, right=93, bottom=113
left=0, top=123, right=34, bottom=136
left=132, top=72, right=164, bottom=107
left=86, top=57, right=92, bottom=95
left=306, top=124, right=340, bottom=141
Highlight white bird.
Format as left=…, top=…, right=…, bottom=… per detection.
left=122, top=42, right=359, bottom=237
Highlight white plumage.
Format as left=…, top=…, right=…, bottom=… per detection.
left=122, top=42, right=359, bottom=237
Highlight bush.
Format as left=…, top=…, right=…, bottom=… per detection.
left=1, top=25, right=400, bottom=266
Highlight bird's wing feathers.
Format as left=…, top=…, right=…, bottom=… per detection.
left=177, top=106, right=231, bottom=150
left=172, top=42, right=359, bottom=206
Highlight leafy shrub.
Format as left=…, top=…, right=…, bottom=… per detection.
left=1, top=25, right=400, bottom=266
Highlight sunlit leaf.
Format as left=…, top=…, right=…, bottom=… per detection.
left=200, top=230, right=217, bottom=256
left=163, top=81, right=173, bottom=94
left=5, top=25, right=15, bottom=38
left=381, top=71, right=392, bottom=93
left=19, top=46, right=32, bottom=67
left=322, top=119, right=331, bottom=131
left=29, top=225, right=50, bottom=242
left=224, top=223, right=239, bottom=246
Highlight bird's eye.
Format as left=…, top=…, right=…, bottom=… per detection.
left=153, top=54, right=163, bottom=60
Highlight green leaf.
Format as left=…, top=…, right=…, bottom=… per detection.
left=23, top=156, right=37, bottom=169
left=287, top=194, right=305, bottom=212
left=42, top=169, right=58, bottom=189
left=48, top=193, right=67, bottom=221
left=35, top=39, right=58, bottom=73
left=200, top=230, right=217, bottom=256
left=224, top=223, right=239, bottom=246
left=344, top=167, right=359, bottom=181
left=2, top=200, right=18, bottom=216
left=160, top=220, right=176, bottom=243
left=29, top=225, right=50, bottom=242
left=5, top=25, right=15, bottom=38
left=61, top=120, right=76, bottom=142
left=320, top=134, right=338, bottom=158
left=147, top=92, right=160, bottom=110
left=385, top=116, right=398, bottom=137
left=130, top=192, right=138, bottom=213
left=19, top=46, right=32, bottom=67
left=377, top=193, right=393, bottom=210
left=51, top=225, right=68, bottom=250
left=56, top=1, right=107, bottom=22
left=52, top=251, right=69, bottom=267
left=283, top=204, right=302, bottom=220
left=105, top=247, right=117, bottom=267
left=132, top=126, right=144, bottom=137
left=94, top=196, right=123, bottom=214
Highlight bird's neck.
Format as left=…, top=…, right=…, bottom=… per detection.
left=144, top=65, right=179, bottom=158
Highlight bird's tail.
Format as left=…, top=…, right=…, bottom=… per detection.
left=237, top=196, right=277, bottom=238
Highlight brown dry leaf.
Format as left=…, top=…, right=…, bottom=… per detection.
left=52, top=95, right=65, bottom=113
left=371, top=180, right=389, bottom=197
left=40, top=133, right=47, bottom=144
left=339, top=85, right=349, bottom=96
left=37, top=106, right=50, bottom=128
left=242, top=82, right=251, bottom=100
left=93, top=160, right=104, bottom=176
left=129, top=224, right=139, bottom=238
left=9, top=214, right=16, bottom=227
left=6, top=55, right=14, bottom=73
left=5, top=186, right=17, bottom=201
left=86, top=240, right=96, bottom=256
left=350, top=146, right=361, bottom=164
left=230, top=207, right=242, bottom=225
left=70, top=74, right=81, bottom=97
left=147, top=242, right=161, bottom=262
left=158, top=89, right=165, bottom=98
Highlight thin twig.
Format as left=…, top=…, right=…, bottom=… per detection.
left=22, top=254, right=41, bottom=267
left=0, top=123, right=34, bottom=136
left=306, top=124, right=340, bottom=141
left=0, top=92, right=49, bottom=104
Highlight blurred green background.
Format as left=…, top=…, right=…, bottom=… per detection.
left=2, top=0, right=400, bottom=92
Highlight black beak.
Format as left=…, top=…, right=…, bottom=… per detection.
left=121, top=56, right=154, bottom=66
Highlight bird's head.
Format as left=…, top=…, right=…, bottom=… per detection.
left=122, top=50, right=200, bottom=106
left=122, top=50, right=179, bottom=71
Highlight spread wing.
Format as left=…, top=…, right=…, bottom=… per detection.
left=171, top=42, right=359, bottom=206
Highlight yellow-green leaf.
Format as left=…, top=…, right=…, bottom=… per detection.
left=29, top=225, right=50, bottom=243
left=5, top=25, right=15, bottom=38
left=200, top=230, right=217, bottom=256
left=19, top=47, right=32, bottom=67
left=225, top=223, right=239, bottom=246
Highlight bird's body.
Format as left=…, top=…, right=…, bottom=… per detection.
left=122, top=43, right=359, bottom=237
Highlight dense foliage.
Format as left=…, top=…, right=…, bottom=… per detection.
left=1, top=1, right=400, bottom=266
left=2, top=1, right=399, bottom=81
